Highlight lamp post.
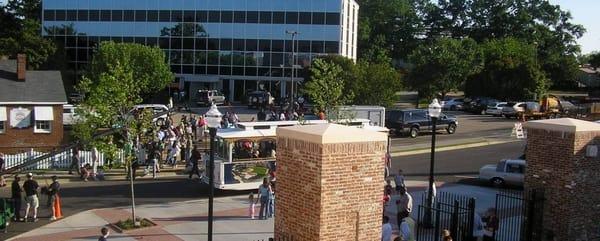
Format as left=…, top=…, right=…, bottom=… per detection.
left=425, top=98, right=442, bottom=227
left=204, top=104, right=222, bottom=241
left=286, top=30, right=299, bottom=104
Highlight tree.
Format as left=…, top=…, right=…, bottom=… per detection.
left=466, top=38, right=548, bottom=100
left=86, top=42, right=174, bottom=97
left=0, top=0, right=55, bottom=69
left=74, top=42, right=172, bottom=225
left=589, top=52, right=600, bottom=70
left=407, top=37, right=482, bottom=99
left=351, top=61, right=403, bottom=107
left=302, top=59, right=352, bottom=114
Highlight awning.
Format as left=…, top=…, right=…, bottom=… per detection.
left=34, top=106, right=54, bottom=121
left=0, top=107, right=6, bottom=121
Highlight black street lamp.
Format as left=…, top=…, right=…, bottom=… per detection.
left=425, top=98, right=442, bottom=227
left=204, top=104, right=222, bottom=241
left=286, top=30, right=299, bottom=104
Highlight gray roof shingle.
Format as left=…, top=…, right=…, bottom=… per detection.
left=0, top=59, right=67, bottom=103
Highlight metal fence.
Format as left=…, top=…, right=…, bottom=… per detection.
left=416, top=192, right=476, bottom=241
left=3, top=148, right=125, bottom=170
left=494, top=189, right=545, bottom=241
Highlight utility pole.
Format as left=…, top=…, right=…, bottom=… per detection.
left=286, top=30, right=299, bottom=105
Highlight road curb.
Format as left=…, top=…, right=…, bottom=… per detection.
left=391, top=139, right=520, bottom=157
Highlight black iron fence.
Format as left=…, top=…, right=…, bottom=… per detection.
left=494, top=189, right=545, bottom=241
left=416, top=192, right=476, bottom=241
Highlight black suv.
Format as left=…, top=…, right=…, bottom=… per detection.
left=385, top=109, right=458, bottom=138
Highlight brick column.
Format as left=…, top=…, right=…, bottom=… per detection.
left=524, top=119, right=600, bottom=241
left=275, top=124, right=388, bottom=241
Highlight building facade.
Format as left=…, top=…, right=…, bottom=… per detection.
left=42, top=0, right=359, bottom=102
left=0, top=55, right=67, bottom=154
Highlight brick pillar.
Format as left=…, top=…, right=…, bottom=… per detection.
left=275, top=124, right=388, bottom=241
left=17, top=54, right=26, bottom=81
left=524, top=119, right=600, bottom=241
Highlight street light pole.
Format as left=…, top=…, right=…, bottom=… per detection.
left=425, top=99, right=441, bottom=227
left=204, top=104, right=222, bottom=241
left=286, top=30, right=299, bottom=105
left=208, top=127, right=216, bottom=241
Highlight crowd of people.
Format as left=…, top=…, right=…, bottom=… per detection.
left=10, top=173, right=62, bottom=223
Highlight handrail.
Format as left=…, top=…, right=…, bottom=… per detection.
left=1, top=110, right=172, bottom=175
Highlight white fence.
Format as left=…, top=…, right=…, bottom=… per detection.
left=4, top=148, right=125, bottom=170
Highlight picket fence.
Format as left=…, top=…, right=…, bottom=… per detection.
left=3, top=148, right=125, bottom=171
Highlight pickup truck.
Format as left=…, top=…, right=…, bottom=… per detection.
left=479, top=159, right=526, bottom=187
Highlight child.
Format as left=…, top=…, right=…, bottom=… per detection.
left=248, top=193, right=256, bottom=219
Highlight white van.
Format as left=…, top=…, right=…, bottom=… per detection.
left=63, top=104, right=79, bottom=126
left=132, top=104, right=170, bottom=123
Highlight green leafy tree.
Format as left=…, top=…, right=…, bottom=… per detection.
left=589, top=52, right=600, bottom=70
left=351, top=61, right=403, bottom=107
left=466, top=38, right=548, bottom=100
left=74, top=42, right=171, bottom=226
left=302, top=59, right=352, bottom=114
left=86, top=42, right=174, bottom=97
left=0, top=0, right=55, bottom=69
left=407, top=37, right=482, bottom=99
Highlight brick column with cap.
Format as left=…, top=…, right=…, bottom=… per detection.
left=17, top=54, right=26, bottom=81
left=274, top=124, right=388, bottom=241
left=524, top=118, right=600, bottom=241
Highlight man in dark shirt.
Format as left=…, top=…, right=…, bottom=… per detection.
left=188, top=146, right=202, bottom=179
left=23, top=173, right=39, bottom=222
left=11, top=175, right=23, bottom=221
left=48, top=176, right=61, bottom=221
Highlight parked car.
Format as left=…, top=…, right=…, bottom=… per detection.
left=465, top=97, right=499, bottom=115
left=442, top=98, right=465, bottom=111
left=196, top=90, right=225, bottom=106
left=501, top=102, right=526, bottom=118
left=479, top=159, right=526, bottom=187
left=385, top=109, right=458, bottom=138
left=132, top=104, right=170, bottom=124
left=247, top=91, right=275, bottom=109
left=485, top=102, right=508, bottom=116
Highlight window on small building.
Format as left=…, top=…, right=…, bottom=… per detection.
left=35, top=121, right=51, bottom=133
left=0, top=121, right=5, bottom=134
left=0, top=107, right=6, bottom=134
left=34, top=106, right=53, bottom=134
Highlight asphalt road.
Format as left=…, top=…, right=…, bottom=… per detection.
left=390, top=141, right=526, bottom=183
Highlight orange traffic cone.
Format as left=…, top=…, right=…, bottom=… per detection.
left=54, top=195, right=63, bottom=219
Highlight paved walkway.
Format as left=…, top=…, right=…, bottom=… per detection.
left=8, top=181, right=506, bottom=241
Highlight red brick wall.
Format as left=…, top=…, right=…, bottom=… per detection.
left=0, top=105, right=64, bottom=154
left=525, top=128, right=600, bottom=240
left=275, top=137, right=386, bottom=241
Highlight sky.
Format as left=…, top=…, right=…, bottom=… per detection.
left=550, top=0, right=600, bottom=54
left=0, top=0, right=596, bottom=54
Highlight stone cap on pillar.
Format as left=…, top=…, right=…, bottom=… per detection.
left=276, top=123, right=388, bottom=144
left=524, top=118, right=600, bottom=133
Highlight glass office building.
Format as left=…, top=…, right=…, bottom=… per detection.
left=42, top=0, right=359, bottom=102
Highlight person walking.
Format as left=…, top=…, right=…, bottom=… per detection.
left=23, top=173, right=39, bottom=222
left=483, top=208, right=499, bottom=241
left=399, top=214, right=416, bottom=241
left=0, top=153, right=6, bottom=187
left=167, top=141, right=180, bottom=167
left=150, top=143, right=161, bottom=179
left=92, top=147, right=99, bottom=180
left=248, top=193, right=256, bottom=219
left=382, top=216, right=393, bottom=241
left=442, top=229, right=453, bottom=241
left=98, top=227, right=110, bottom=241
left=188, top=146, right=202, bottom=179
left=267, top=183, right=275, bottom=218
left=257, top=178, right=272, bottom=220
left=69, top=147, right=81, bottom=175
left=47, top=175, right=62, bottom=221
left=190, top=115, right=197, bottom=140
left=11, top=175, right=23, bottom=222
left=395, top=169, right=405, bottom=193
left=396, top=186, right=413, bottom=230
